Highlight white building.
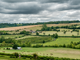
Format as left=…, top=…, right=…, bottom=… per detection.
left=17, top=47, right=21, bottom=50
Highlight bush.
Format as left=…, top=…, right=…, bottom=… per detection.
left=13, top=52, right=19, bottom=58
left=33, top=53, right=38, bottom=59
left=13, top=44, right=18, bottom=49
left=10, top=56, right=15, bottom=58
left=6, top=47, right=10, bottom=50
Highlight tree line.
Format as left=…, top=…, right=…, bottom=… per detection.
left=0, top=20, right=79, bottom=28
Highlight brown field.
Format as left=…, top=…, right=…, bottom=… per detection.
left=0, top=25, right=41, bottom=31
left=0, top=23, right=80, bottom=31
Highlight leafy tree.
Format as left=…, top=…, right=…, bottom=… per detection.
left=26, top=31, right=31, bottom=35
left=43, top=33, right=45, bottom=35
left=20, top=30, right=26, bottom=34
left=64, top=31, right=66, bottom=34
left=13, top=44, right=18, bottom=49
left=43, top=40, right=45, bottom=43
left=20, top=30, right=30, bottom=35
left=54, top=33, right=58, bottom=38
left=13, top=52, right=19, bottom=58
left=48, top=34, right=50, bottom=36
left=36, top=32, right=39, bottom=36
left=52, top=33, right=58, bottom=39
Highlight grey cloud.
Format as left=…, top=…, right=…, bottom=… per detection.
left=56, top=0, right=80, bottom=11
left=2, top=0, right=35, bottom=3
left=39, top=0, right=69, bottom=3
left=70, top=0, right=80, bottom=5
left=67, top=11, right=80, bottom=17
left=0, top=2, right=45, bottom=14
left=2, top=0, right=69, bottom=3
left=58, top=5, right=80, bottom=11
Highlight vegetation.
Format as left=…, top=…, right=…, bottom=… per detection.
left=0, top=21, right=80, bottom=59
left=0, top=20, right=79, bottom=28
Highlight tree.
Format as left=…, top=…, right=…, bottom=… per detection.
left=20, top=30, right=31, bottom=35
left=41, top=23, right=47, bottom=31
left=13, top=44, right=18, bottom=49
left=13, top=52, right=19, bottom=58
left=43, top=40, right=45, bottom=43
left=20, top=30, right=26, bottom=34
left=52, top=33, right=58, bottom=39
left=64, top=31, right=66, bottom=34
left=36, top=32, right=39, bottom=36
left=43, top=33, right=45, bottom=35
left=54, top=33, right=58, bottom=38
left=26, top=31, right=31, bottom=35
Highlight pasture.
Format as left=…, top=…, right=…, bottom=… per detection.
left=43, top=38, right=80, bottom=45
left=0, top=47, right=80, bottom=59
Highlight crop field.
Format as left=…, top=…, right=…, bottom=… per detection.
left=0, top=25, right=41, bottom=31
left=43, top=38, right=80, bottom=45
left=0, top=47, right=80, bottom=59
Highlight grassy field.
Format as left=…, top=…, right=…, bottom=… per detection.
left=44, top=38, right=80, bottom=45
left=0, top=47, right=80, bottom=59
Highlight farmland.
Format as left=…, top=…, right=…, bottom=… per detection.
left=0, top=22, right=80, bottom=59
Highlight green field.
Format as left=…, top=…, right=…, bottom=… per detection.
left=44, top=38, right=80, bottom=45
left=0, top=47, right=80, bottom=59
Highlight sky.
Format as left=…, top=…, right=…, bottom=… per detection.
left=0, top=0, right=80, bottom=23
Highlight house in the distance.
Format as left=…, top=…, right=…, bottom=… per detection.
left=17, top=47, right=21, bottom=50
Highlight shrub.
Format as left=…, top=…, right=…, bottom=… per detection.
left=13, top=52, right=19, bottom=58
left=33, top=53, right=38, bottom=59
left=10, top=56, right=15, bottom=58
left=6, top=47, right=10, bottom=50
left=13, top=44, right=18, bottom=49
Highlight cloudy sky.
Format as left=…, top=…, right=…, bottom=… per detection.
left=0, top=0, right=80, bottom=23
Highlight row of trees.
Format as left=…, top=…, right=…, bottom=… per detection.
left=40, top=24, right=80, bottom=31
left=0, top=20, right=79, bottom=28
